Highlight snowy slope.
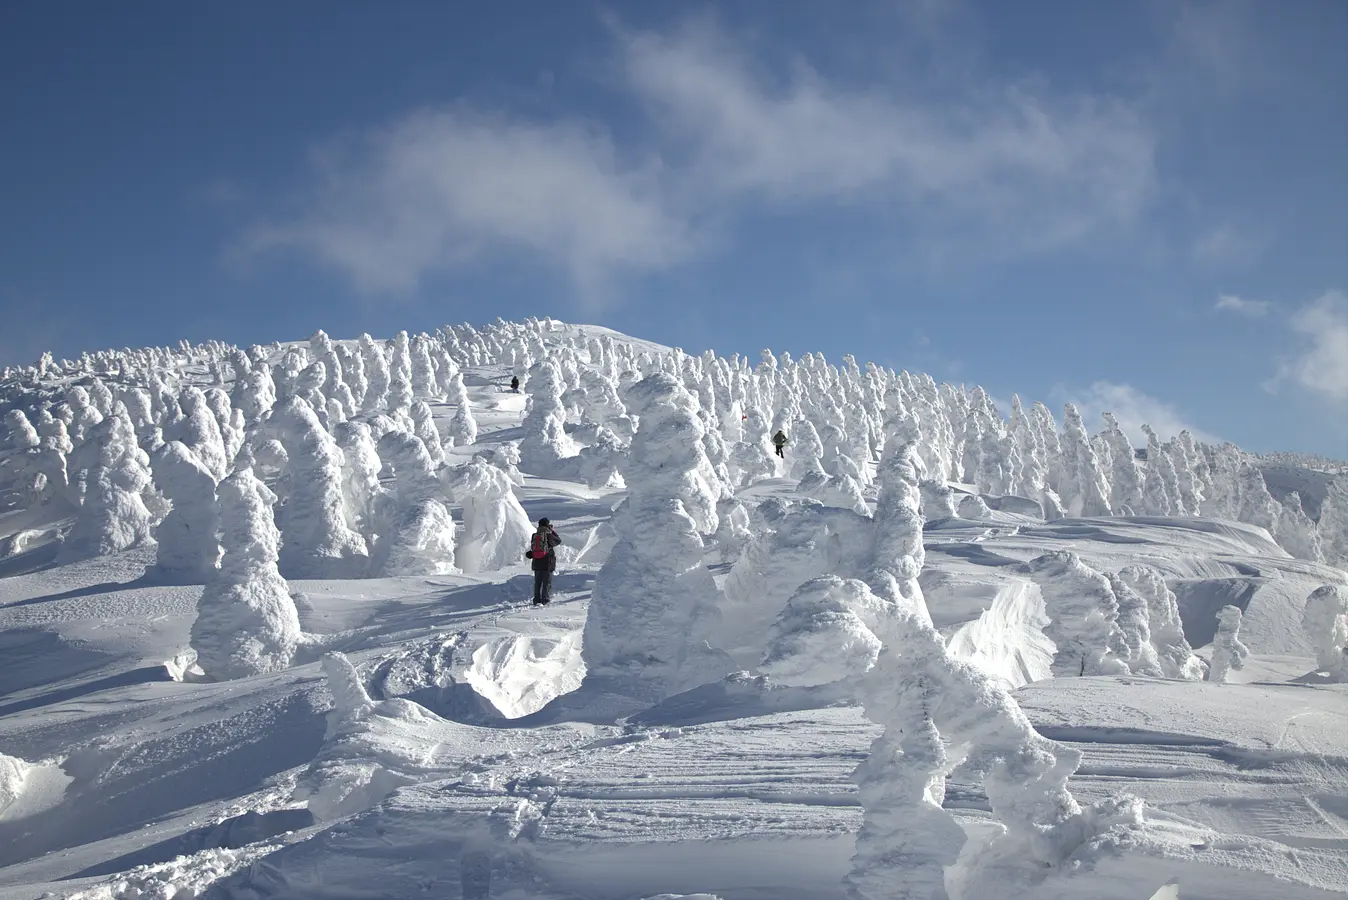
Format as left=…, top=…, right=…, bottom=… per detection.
left=0, top=320, right=1346, bottom=900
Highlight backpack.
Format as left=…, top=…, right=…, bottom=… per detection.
left=529, top=532, right=550, bottom=560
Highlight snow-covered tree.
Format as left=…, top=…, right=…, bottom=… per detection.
left=371, top=430, right=456, bottom=576
left=148, top=441, right=220, bottom=582
left=333, top=422, right=382, bottom=544
left=444, top=371, right=478, bottom=448
left=266, top=397, right=368, bottom=578
left=59, top=414, right=158, bottom=563
left=1021, top=551, right=1129, bottom=676
left=1059, top=404, right=1112, bottom=517
left=408, top=401, right=444, bottom=465
left=1276, top=493, right=1324, bottom=561
left=1106, top=573, right=1163, bottom=677
left=1236, top=462, right=1279, bottom=536
left=358, top=334, right=390, bottom=413
left=170, top=387, right=230, bottom=481
left=1208, top=605, right=1248, bottom=683
left=519, top=359, right=578, bottom=473
left=448, top=458, right=533, bottom=573
left=1301, top=583, right=1348, bottom=681
left=1098, top=413, right=1143, bottom=515
left=3, top=410, right=39, bottom=451
left=1115, top=564, right=1204, bottom=680
left=189, top=464, right=302, bottom=680
left=582, top=374, right=734, bottom=703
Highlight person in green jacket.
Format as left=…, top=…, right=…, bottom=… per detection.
left=772, top=430, right=788, bottom=458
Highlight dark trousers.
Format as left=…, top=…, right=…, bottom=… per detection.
left=774, top=445, right=785, bottom=458
left=532, top=567, right=553, bottom=603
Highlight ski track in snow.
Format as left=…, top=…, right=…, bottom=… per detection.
left=0, top=323, right=1345, bottom=900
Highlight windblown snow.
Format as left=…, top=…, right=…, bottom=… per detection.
left=0, top=319, right=1345, bottom=900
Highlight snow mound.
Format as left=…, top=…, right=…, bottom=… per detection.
left=461, top=632, right=586, bottom=718
left=298, top=652, right=587, bottom=822
left=945, top=579, right=1056, bottom=688
left=0, top=751, right=29, bottom=816
left=63, top=844, right=280, bottom=900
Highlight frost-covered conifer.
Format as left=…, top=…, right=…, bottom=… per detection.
left=1021, top=551, right=1130, bottom=676
left=333, top=421, right=382, bottom=543
left=1276, top=493, right=1324, bottom=561
left=408, top=401, right=444, bottom=465
left=203, top=388, right=243, bottom=464
left=1236, top=462, right=1279, bottom=536
left=1060, top=404, right=1112, bottom=517
left=59, top=414, right=157, bottom=562
left=371, top=430, right=455, bottom=576
left=519, top=359, right=579, bottom=473
left=169, top=388, right=230, bottom=482
left=1317, top=480, right=1348, bottom=570
left=85, top=378, right=115, bottom=417
left=1142, top=426, right=1186, bottom=515
left=65, top=385, right=104, bottom=445
left=582, top=374, right=733, bottom=701
left=358, top=334, right=390, bottom=413
left=789, top=418, right=826, bottom=479
left=870, top=439, right=927, bottom=612
left=760, top=576, right=884, bottom=687
left=918, top=479, right=959, bottom=519
left=149, top=441, right=220, bottom=582
left=272, top=347, right=309, bottom=400
left=410, top=334, right=439, bottom=401
left=576, top=425, right=627, bottom=490
left=448, top=458, right=532, bottom=573
left=444, top=372, right=478, bottom=448
left=1301, top=584, right=1348, bottom=681
left=4, top=409, right=40, bottom=451
left=189, top=464, right=302, bottom=680
left=1208, top=605, right=1248, bottom=683
left=1106, top=573, right=1163, bottom=676
left=1200, top=443, right=1243, bottom=519
left=338, top=344, right=367, bottom=411
left=433, top=348, right=460, bottom=400
left=266, top=397, right=368, bottom=578
left=1116, top=565, right=1203, bottom=680
left=116, top=387, right=157, bottom=447
left=233, top=366, right=277, bottom=425
left=1099, top=413, right=1144, bottom=515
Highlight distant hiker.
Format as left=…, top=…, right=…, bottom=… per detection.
left=525, top=517, right=561, bottom=605
left=510, top=375, right=520, bottom=392
left=772, top=430, right=788, bottom=458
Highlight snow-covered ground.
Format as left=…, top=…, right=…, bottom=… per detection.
left=0, top=320, right=1345, bottom=900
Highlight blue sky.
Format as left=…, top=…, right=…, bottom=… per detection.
left=2, top=0, right=1345, bottom=456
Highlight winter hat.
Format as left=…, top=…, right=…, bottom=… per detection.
left=538, top=517, right=551, bottom=527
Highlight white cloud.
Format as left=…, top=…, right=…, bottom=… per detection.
left=1213, top=293, right=1271, bottom=316
left=237, top=17, right=1158, bottom=295
left=618, top=21, right=1156, bottom=255
left=1051, top=381, right=1218, bottom=445
left=1271, top=290, right=1348, bottom=406
left=235, top=108, right=692, bottom=296
left=1192, top=223, right=1272, bottom=268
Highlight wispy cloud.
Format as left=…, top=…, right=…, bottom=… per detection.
left=1192, top=223, right=1272, bottom=268
left=1052, top=380, right=1218, bottom=445
left=617, top=18, right=1156, bottom=255
left=235, top=15, right=1158, bottom=297
left=234, top=108, right=692, bottom=296
left=1266, top=290, right=1348, bottom=406
left=1213, top=293, right=1271, bottom=316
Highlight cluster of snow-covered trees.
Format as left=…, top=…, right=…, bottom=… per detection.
left=4, top=316, right=1347, bottom=896
left=2, top=316, right=1346, bottom=689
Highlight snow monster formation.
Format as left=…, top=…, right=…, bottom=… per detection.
left=190, top=463, right=303, bottom=680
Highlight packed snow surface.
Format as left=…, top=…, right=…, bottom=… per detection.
left=0, top=318, right=1345, bottom=900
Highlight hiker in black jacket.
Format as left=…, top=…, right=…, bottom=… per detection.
left=526, top=518, right=562, bottom=605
